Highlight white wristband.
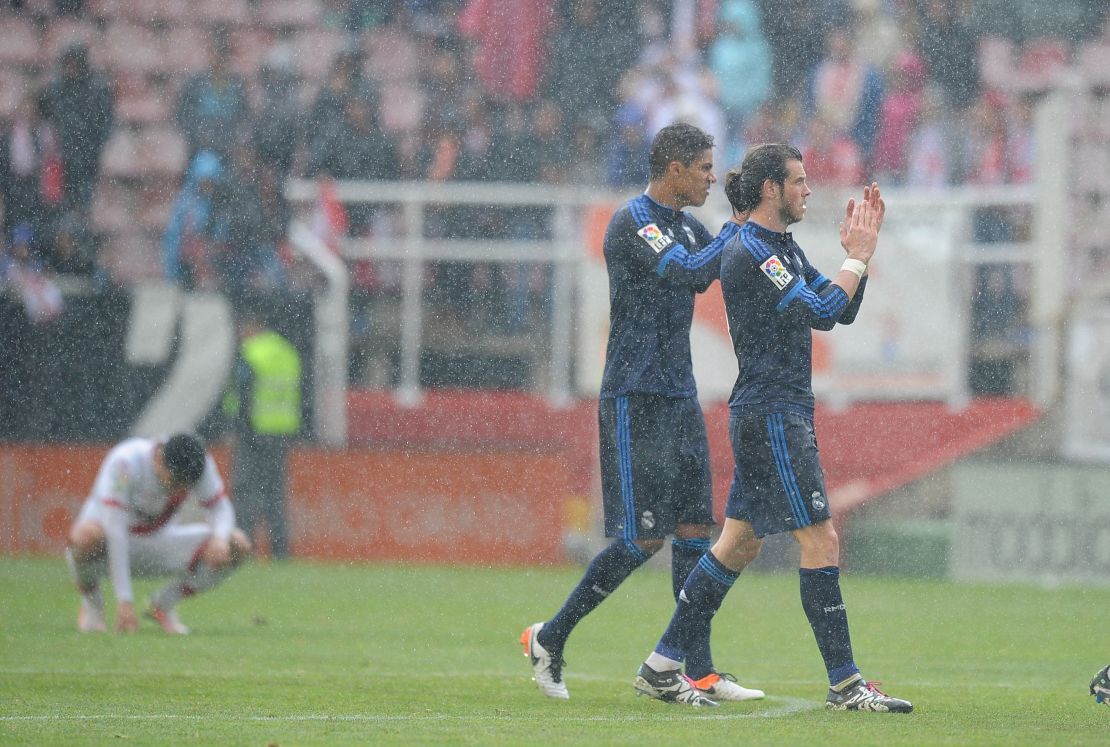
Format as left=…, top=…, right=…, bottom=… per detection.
left=841, top=258, right=868, bottom=280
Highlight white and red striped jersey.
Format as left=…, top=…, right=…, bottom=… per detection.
left=82, top=437, right=234, bottom=602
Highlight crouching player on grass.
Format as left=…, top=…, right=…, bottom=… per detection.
left=66, top=433, right=252, bottom=634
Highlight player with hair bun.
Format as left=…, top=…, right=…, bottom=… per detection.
left=634, top=143, right=913, bottom=712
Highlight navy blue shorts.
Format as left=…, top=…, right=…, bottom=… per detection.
left=725, top=412, right=831, bottom=538
left=598, top=394, right=714, bottom=540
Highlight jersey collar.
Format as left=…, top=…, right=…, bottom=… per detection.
left=744, top=219, right=793, bottom=244
left=640, top=192, right=684, bottom=223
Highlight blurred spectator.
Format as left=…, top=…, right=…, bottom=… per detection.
left=458, top=0, right=555, bottom=102
left=39, top=43, right=115, bottom=216
left=415, top=46, right=468, bottom=169
left=634, top=53, right=726, bottom=147
left=758, top=0, right=832, bottom=99
left=214, top=143, right=287, bottom=301
left=305, top=46, right=379, bottom=143
left=47, top=209, right=98, bottom=277
left=1006, top=95, right=1036, bottom=186
left=799, top=114, right=863, bottom=186
left=544, top=0, right=636, bottom=124
left=489, top=102, right=536, bottom=183
left=567, top=118, right=605, bottom=187
left=708, top=0, right=772, bottom=132
left=0, top=223, right=64, bottom=325
left=805, top=27, right=884, bottom=164
left=303, top=95, right=399, bottom=234
left=871, top=50, right=927, bottom=185
left=904, top=85, right=952, bottom=188
left=252, top=51, right=304, bottom=178
left=174, top=29, right=252, bottom=164
left=605, top=102, right=650, bottom=189
left=0, top=92, right=60, bottom=250
left=969, top=264, right=1023, bottom=395
left=916, top=0, right=979, bottom=111
left=163, top=150, right=226, bottom=291
left=500, top=98, right=567, bottom=331
left=323, top=0, right=391, bottom=32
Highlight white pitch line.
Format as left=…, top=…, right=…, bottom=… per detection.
left=0, top=699, right=821, bottom=723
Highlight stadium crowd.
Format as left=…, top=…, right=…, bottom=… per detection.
left=0, top=0, right=1106, bottom=384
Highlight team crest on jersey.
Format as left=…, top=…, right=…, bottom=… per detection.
left=760, top=255, right=793, bottom=290
left=637, top=223, right=674, bottom=253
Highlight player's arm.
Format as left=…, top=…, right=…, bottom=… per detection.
left=740, top=232, right=851, bottom=332
left=655, top=220, right=743, bottom=290
left=798, top=249, right=867, bottom=326
left=99, top=501, right=138, bottom=632
left=88, top=456, right=138, bottom=631
left=197, top=456, right=235, bottom=565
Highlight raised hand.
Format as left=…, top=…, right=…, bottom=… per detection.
left=842, top=195, right=879, bottom=265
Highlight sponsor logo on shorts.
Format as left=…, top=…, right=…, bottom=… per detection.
left=640, top=510, right=656, bottom=529
left=637, top=223, right=674, bottom=254
left=760, top=255, right=793, bottom=289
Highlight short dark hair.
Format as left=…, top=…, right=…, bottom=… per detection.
left=647, top=123, right=714, bottom=180
left=162, top=433, right=206, bottom=487
left=724, top=143, right=804, bottom=213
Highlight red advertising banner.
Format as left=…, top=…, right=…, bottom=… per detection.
left=0, top=445, right=574, bottom=565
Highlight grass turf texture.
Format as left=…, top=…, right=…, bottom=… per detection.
left=1, top=556, right=1106, bottom=746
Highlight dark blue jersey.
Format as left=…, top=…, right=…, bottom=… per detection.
left=721, top=220, right=866, bottom=418
left=599, top=193, right=741, bottom=399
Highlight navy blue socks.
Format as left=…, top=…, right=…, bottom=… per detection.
left=653, top=552, right=738, bottom=663
left=671, top=537, right=714, bottom=678
left=799, top=566, right=859, bottom=685
left=537, top=538, right=650, bottom=653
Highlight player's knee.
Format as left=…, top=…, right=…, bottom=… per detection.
left=68, top=521, right=105, bottom=556
left=632, top=538, right=664, bottom=557
left=673, top=524, right=711, bottom=541
left=229, top=529, right=253, bottom=565
left=717, top=535, right=762, bottom=569
left=794, top=521, right=840, bottom=564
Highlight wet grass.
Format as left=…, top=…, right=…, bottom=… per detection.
left=1, top=555, right=1107, bottom=745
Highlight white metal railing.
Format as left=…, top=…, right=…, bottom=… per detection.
left=285, top=179, right=614, bottom=417
left=285, top=92, right=1073, bottom=443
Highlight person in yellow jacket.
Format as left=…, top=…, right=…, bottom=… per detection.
left=224, top=310, right=302, bottom=559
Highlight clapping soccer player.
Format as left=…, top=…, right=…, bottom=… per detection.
left=521, top=123, right=763, bottom=703
left=633, top=144, right=913, bottom=712
left=66, top=433, right=252, bottom=635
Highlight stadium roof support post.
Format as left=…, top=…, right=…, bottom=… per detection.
left=290, top=219, right=350, bottom=447
left=1030, top=89, right=1070, bottom=408
left=548, top=203, right=576, bottom=408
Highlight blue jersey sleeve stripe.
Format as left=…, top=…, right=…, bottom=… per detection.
left=738, top=230, right=772, bottom=262
left=789, top=283, right=849, bottom=319
left=656, top=244, right=687, bottom=275
left=775, top=281, right=807, bottom=312
left=813, top=273, right=830, bottom=289
left=655, top=228, right=731, bottom=276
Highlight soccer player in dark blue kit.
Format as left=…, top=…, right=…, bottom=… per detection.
left=521, top=123, right=764, bottom=702
left=633, top=143, right=914, bottom=711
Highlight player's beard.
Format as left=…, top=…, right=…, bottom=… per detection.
left=777, top=199, right=804, bottom=227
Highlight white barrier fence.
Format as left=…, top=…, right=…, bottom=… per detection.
left=285, top=93, right=1074, bottom=446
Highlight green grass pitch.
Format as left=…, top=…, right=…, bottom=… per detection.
left=1, top=555, right=1107, bottom=745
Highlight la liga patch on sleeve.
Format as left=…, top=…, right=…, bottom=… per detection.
left=637, top=223, right=674, bottom=253
left=759, top=255, right=793, bottom=289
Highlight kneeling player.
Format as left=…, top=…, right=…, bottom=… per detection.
left=66, top=433, right=252, bottom=634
